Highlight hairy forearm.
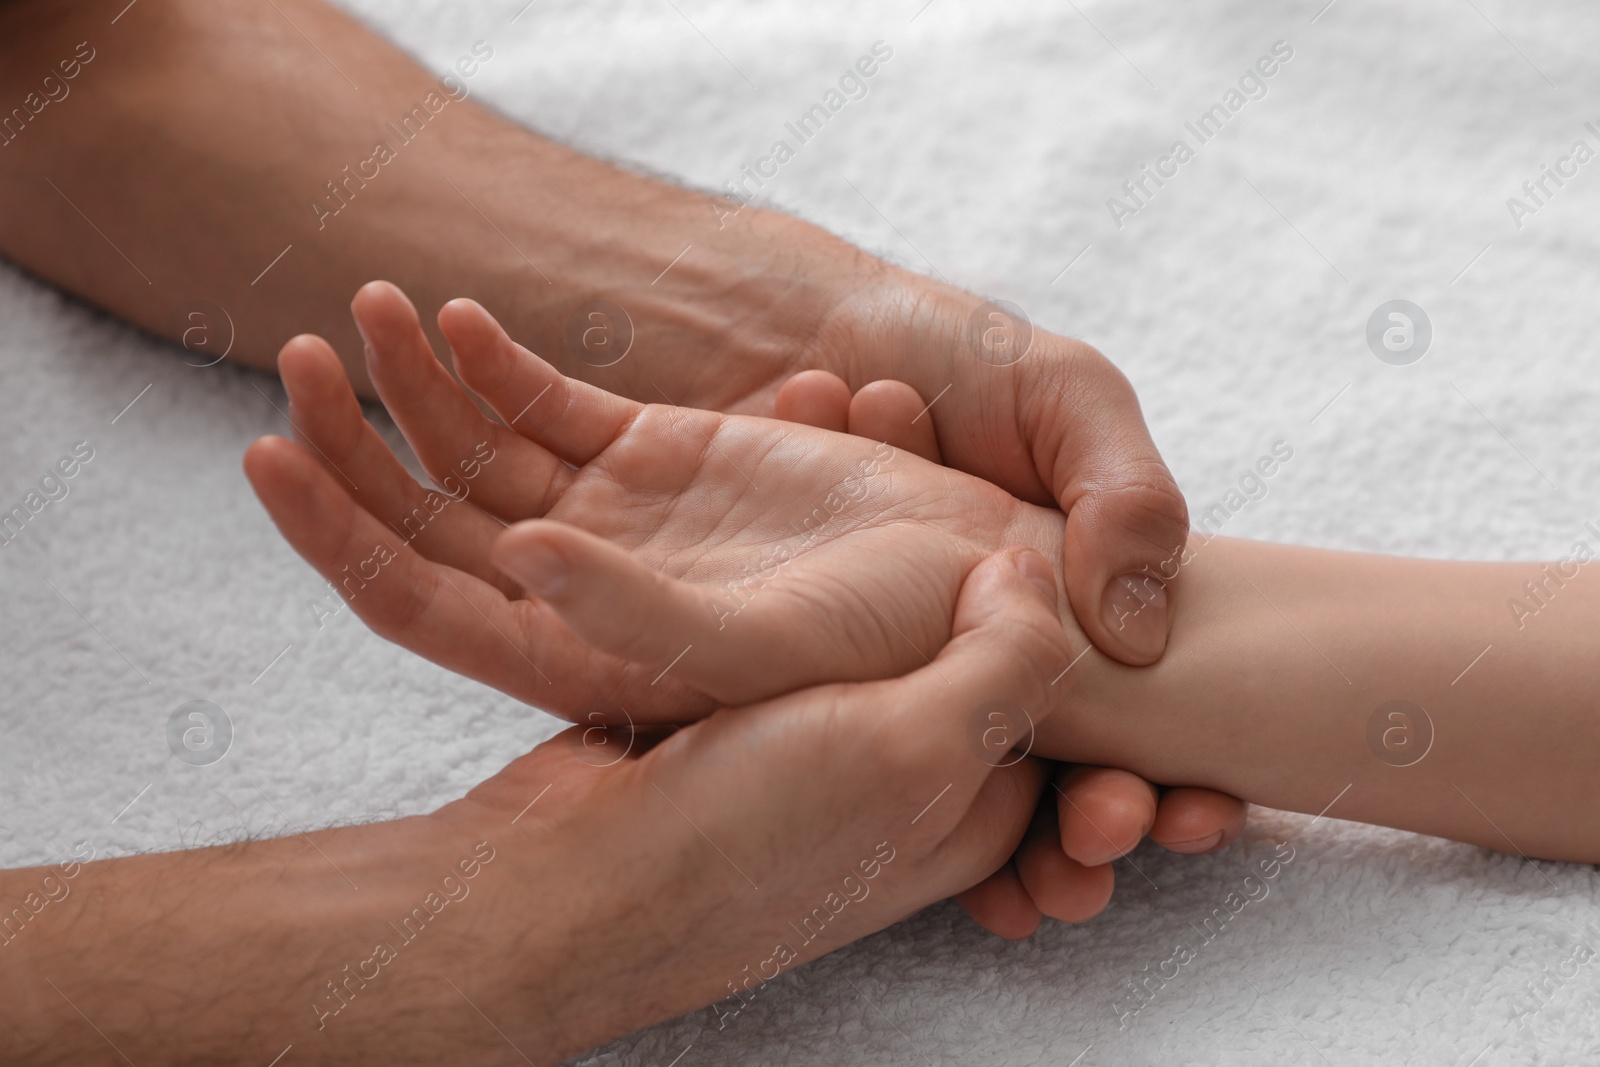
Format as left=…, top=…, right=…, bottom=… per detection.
left=1043, top=536, right=1600, bottom=861
left=0, top=813, right=590, bottom=1065
left=0, top=0, right=859, bottom=399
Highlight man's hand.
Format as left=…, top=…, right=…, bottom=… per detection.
left=780, top=272, right=1190, bottom=668
left=0, top=0, right=1181, bottom=665
left=0, top=550, right=1072, bottom=1063
left=1, top=0, right=1234, bottom=936
left=447, top=547, right=1079, bottom=1054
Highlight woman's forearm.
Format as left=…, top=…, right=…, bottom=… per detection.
left=1044, top=535, right=1600, bottom=862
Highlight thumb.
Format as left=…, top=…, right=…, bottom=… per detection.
left=884, top=547, right=1079, bottom=818
left=1026, top=341, right=1189, bottom=666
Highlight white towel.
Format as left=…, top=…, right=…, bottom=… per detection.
left=3, top=1, right=1597, bottom=1063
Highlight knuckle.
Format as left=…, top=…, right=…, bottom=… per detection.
left=1076, top=466, right=1190, bottom=555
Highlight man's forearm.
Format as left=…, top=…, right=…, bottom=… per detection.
left=1047, top=536, right=1600, bottom=861
left=0, top=0, right=860, bottom=399
left=0, top=811, right=591, bottom=1065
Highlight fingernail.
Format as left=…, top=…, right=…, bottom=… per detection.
left=1014, top=549, right=1058, bottom=605
left=1075, top=844, right=1127, bottom=867
left=1100, top=572, right=1168, bottom=662
left=1163, top=830, right=1223, bottom=855
left=501, top=540, right=568, bottom=597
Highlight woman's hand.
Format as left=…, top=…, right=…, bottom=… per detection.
left=248, top=281, right=1075, bottom=721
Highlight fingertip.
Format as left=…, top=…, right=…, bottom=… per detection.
left=351, top=279, right=411, bottom=317
left=490, top=518, right=547, bottom=563
left=972, top=546, right=1045, bottom=598
left=277, top=335, right=348, bottom=398
left=1150, top=788, right=1248, bottom=854
left=242, top=434, right=294, bottom=481
left=1010, top=546, right=1060, bottom=608
left=953, top=864, right=1044, bottom=941
left=774, top=369, right=851, bottom=432
left=1015, top=835, right=1115, bottom=924
left=438, top=295, right=500, bottom=343
left=951, top=551, right=1030, bottom=635
left=278, top=332, right=332, bottom=364
left=437, top=296, right=492, bottom=335
left=439, top=299, right=518, bottom=385
left=1057, top=767, right=1157, bottom=866
left=491, top=521, right=568, bottom=597
left=242, top=435, right=321, bottom=514
left=848, top=379, right=941, bottom=463
left=350, top=281, right=428, bottom=363
left=1060, top=471, right=1188, bottom=667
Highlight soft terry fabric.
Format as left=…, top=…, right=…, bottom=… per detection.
left=3, top=1, right=1598, bottom=1064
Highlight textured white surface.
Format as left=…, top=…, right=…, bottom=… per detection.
left=3, top=0, right=1600, bottom=1063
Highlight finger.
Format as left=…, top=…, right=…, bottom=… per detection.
left=492, top=518, right=718, bottom=667
left=1150, top=788, right=1248, bottom=855
left=1029, top=343, right=1190, bottom=667
left=439, top=296, right=642, bottom=467
left=774, top=369, right=851, bottom=432
left=848, top=380, right=942, bottom=463
left=935, top=754, right=1049, bottom=929
left=351, top=280, right=572, bottom=520
left=490, top=518, right=844, bottom=706
left=277, top=333, right=515, bottom=594
left=245, top=435, right=582, bottom=711
left=953, top=861, right=1042, bottom=941
left=884, top=547, right=1078, bottom=834
left=1014, top=798, right=1116, bottom=923
left=1053, top=765, right=1159, bottom=867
